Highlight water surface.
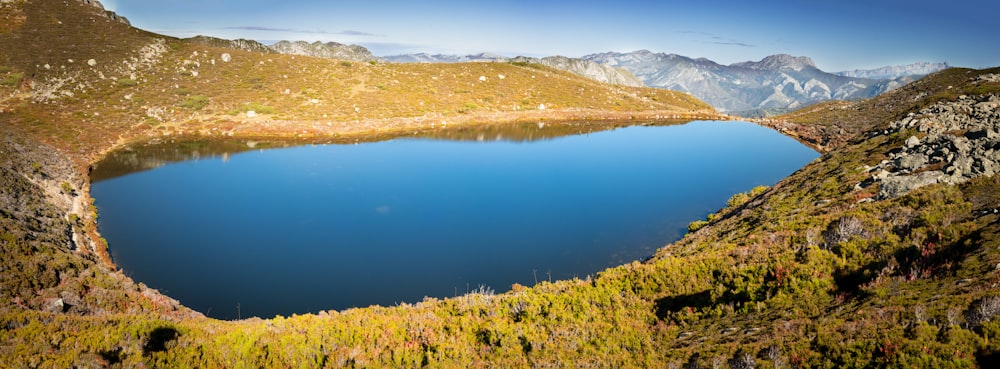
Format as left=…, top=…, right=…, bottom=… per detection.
left=92, top=120, right=817, bottom=319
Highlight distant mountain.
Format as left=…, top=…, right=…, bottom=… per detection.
left=731, top=54, right=818, bottom=71
left=385, top=53, right=643, bottom=87
left=508, top=56, right=645, bottom=87
left=270, top=41, right=380, bottom=62
left=837, top=62, right=949, bottom=80
left=383, top=53, right=508, bottom=63
left=582, top=51, right=890, bottom=115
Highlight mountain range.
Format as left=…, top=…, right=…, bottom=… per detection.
left=198, top=38, right=947, bottom=116
left=380, top=50, right=948, bottom=116
left=582, top=51, right=947, bottom=115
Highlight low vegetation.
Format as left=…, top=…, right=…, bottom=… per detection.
left=1, top=0, right=998, bottom=367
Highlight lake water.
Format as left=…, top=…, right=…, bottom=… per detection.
left=91, top=120, right=818, bottom=319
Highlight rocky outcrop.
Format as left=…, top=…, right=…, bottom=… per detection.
left=186, top=35, right=274, bottom=54
left=270, top=40, right=380, bottom=62
left=78, top=0, right=129, bottom=25
left=859, top=92, right=1000, bottom=199
left=509, top=56, right=645, bottom=87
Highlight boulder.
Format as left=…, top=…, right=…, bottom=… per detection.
left=878, top=171, right=946, bottom=199
left=44, top=298, right=65, bottom=314
left=949, top=136, right=972, bottom=154
left=896, top=154, right=928, bottom=171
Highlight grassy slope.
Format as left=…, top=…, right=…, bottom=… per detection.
left=3, top=1, right=1000, bottom=368
left=0, top=0, right=714, bottom=166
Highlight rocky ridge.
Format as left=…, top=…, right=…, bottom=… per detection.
left=860, top=79, right=1000, bottom=199
left=270, top=40, right=380, bottom=62
left=185, top=35, right=274, bottom=54
left=837, top=62, right=950, bottom=80
left=77, top=0, right=129, bottom=26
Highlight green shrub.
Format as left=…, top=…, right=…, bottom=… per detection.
left=229, top=102, right=277, bottom=115
left=688, top=220, right=709, bottom=233
left=180, top=95, right=209, bottom=110
left=1, top=72, right=23, bottom=87
left=60, top=181, right=73, bottom=195
left=458, top=102, right=479, bottom=114
left=117, top=78, right=138, bottom=87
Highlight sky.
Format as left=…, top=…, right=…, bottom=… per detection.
left=103, top=0, right=999, bottom=72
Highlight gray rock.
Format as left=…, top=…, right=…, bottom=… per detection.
left=976, top=101, right=999, bottom=111
left=44, top=298, right=65, bottom=314
left=878, top=171, right=945, bottom=199
left=896, top=154, right=928, bottom=171
left=947, top=156, right=975, bottom=177
left=981, top=160, right=998, bottom=177
left=950, top=136, right=972, bottom=154
left=905, top=136, right=921, bottom=148
left=59, top=291, right=83, bottom=307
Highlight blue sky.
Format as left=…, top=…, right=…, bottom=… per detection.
left=104, top=0, right=998, bottom=71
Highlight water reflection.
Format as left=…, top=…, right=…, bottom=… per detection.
left=90, top=120, right=817, bottom=320
left=91, top=120, right=691, bottom=182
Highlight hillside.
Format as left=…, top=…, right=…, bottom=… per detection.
left=387, top=53, right=646, bottom=88
left=3, top=1, right=1000, bottom=368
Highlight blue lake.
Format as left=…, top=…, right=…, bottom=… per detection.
left=91, top=120, right=818, bottom=319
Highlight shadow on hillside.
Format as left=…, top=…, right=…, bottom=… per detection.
left=143, top=327, right=179, bottom=355
left=832, top=261, right=884, bottom=300
left=977, top=349, right=1000, bottom=368
left=893, top=227, right=985, bottom=281
left=655, top=290, right=713, bottom=320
